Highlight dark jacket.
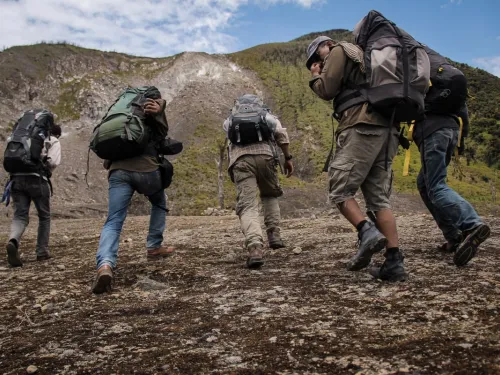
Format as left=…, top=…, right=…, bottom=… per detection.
left=414, top=104, right=469, bottom=147
left=109, top=99, right=169, bottom=173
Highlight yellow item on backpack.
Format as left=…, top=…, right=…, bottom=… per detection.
left=402, top=121, right=415, bottom=177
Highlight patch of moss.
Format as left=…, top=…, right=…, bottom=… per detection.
left=50, top=78, right=91, bottom=120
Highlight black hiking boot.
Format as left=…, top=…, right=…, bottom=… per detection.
left=346, top=221, right=387, bottom=271
left=453, top=223, right=491, bottom=267
left=37, top=253, right=52, bottom=262
left=246, top=244, right=265, bottom=269
left=369, top=249, right=408, bottom=282
left=267, top=229, right=285, bottom=249
left=6, top=240, right=22, bottom=268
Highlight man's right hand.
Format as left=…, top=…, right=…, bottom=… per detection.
left=284, top=160, right=294, bottom=178
left=143, top=98, right=162, bottom=115
left=310, top=62, right=323, bottom=76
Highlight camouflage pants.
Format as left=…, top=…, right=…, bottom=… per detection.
left=232, top=155, right=283, bottom=249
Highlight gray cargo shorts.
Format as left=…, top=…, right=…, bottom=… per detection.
left=328, top=124, right=400, bottom=212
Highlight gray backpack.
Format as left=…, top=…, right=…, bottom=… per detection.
left=335, top=10, right=430, bottom=123
left=227, top=95, right=276, bottom=145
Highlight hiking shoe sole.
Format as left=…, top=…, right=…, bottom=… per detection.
left=6, top=242, right=22, bottom=267
left=147, top=255, right=172, bottom=261
left=269, top=242, right=285, bottom=250
left=347, top=237, right=387, bottom=271
left=453, top=224, right=491, bottom=267
left=92, top=274, right=113, bottom=294
left=247, top=257, right=265, bottom=269
left=37, top=254, right=52, bottom=262
left=369, top=267, right=409, bottom=282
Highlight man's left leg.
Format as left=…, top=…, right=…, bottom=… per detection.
left=258, top=156, right=285, bottom=249
left=362, top=129, right=407, bottom=282
left=32, top=180, right=52, bottom=261
left=146, top=187, right=174, bottom=260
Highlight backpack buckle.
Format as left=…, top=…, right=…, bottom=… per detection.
left=235, top=124, right=241, bottom=144
left=255, top=123, right=263, bottom=142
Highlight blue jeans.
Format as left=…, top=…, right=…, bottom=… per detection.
left=417, top=128, right=482, bottom=243
left=96, top=169, right=167, bottom=269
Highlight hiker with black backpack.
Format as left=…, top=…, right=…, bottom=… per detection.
left=90, top=87, right=182, bottom=294
left=414, top=45, right=490, bottom=266
left=3, top=110, right=62, bottom=267
left=306, top=11, right=430, bottom=281
left=223, top=94, right=294, bottom=269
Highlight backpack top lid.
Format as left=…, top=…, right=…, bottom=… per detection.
left=422, top=45, right=455, bottom=73
left=231, top=94, right=266, bottom=116
left=14, top=109, right=54, bottom=134
left=354, top=10, right=390, bottom=48
left=354, top=10, right=420, bottom=50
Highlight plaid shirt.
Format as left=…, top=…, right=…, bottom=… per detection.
left=223, top=113, right=290, bottom=168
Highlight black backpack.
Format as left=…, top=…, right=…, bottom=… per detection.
left=423, top=45, right=467, bottom=115
left=227, top=95, right=275, bottom=145
left=336, top=10, right=430, bottom=122
left=3, top=109, right=54, bottom=174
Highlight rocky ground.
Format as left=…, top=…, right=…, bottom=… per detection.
left=0, top=211, right=499, bottom=375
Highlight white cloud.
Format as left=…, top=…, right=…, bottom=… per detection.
left=441, top=0, right=462, bottom=8
left=473, top=56, right=500, bottom=77
left=0, top=0, right=321, bottom=57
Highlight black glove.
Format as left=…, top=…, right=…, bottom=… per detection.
left=159, top=138, right=183, bottom=155
left=458, top=137, right=465, bottom=156
left=399, top=134, right=411, bottom=150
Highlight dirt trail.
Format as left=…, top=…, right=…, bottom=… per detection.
left=0, top=213, right=499, bottom=375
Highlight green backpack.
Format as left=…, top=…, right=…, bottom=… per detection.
left=90, top=86, right=162, bottom=161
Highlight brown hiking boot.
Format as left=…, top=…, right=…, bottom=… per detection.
left=147, top=246, right=175, bottom=261
left=267, top=229, right=285, bottom=249
left=246, top=244, right=264, bottom=269
left=92, top=265, right=113, bottom=294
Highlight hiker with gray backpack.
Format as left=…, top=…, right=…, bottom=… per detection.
left=223, top=94, right=294, bottom=269
left=307, top=10, right=430, bottom=281
left=3, top=110, right=62, bottom=267
left=89, top=86, right=182, bottom=294
left=413, top=45, right=490, bottom=266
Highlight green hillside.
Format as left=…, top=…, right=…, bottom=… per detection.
left=230, top=30, right=500, bottom=208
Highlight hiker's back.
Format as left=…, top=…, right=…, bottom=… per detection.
left=4, top=109, right=54, bottom=176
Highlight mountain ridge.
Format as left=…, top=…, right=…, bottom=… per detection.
left=0, top=30, right=498, bottom=216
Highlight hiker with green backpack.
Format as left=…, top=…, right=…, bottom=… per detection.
left=307, top=10, right=430, bottom=281
left=413, top=45, right=490, bottom=266
left=89, top=86, right=182, bottom=294
left=223, top=94, right=294, bottom=269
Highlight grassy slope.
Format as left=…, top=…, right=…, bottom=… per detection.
left=230, top=31, right=500, bottom=208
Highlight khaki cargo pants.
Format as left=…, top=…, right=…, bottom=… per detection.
left=232, top=155, right=283, bottom=248
left=328, top=124, right=400, bottom=212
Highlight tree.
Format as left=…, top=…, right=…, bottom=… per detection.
left=215, top=138, right=228, bottom=209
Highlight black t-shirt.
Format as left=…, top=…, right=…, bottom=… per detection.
left=413, top=113, right=459, bottom=147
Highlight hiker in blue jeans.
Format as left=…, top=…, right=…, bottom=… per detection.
left=92, top=98, right=174, bottom=294
left=95, top=169, right=168, bottom=267
left=415, top=108, right=491, bottom=267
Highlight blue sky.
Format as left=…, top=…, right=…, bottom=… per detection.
left=227, top=0, right=500, bottom=75
left=1, top=0, right=499, bottom=76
